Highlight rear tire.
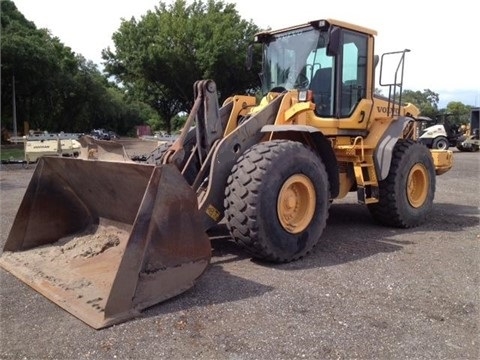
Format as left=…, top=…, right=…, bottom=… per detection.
left=368, top=139, right=435, bottom=228
left=432, top=136, right=449, bottom=150
left=224, top=139, right=330, bottom=262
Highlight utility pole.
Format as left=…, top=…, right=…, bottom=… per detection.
left=12, top=74, right=18, bottom=143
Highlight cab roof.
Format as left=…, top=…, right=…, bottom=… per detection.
left=255, top=18, right=377, bottom=38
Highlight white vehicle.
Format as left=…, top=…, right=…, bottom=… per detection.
left=417, top=114, right=462, bottom=150
left=418, top=123, right=451, bottom=150
left=24, top=136, right=81, bottom=163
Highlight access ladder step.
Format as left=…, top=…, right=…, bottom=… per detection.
left=354, top=161, right=379, bottom=204
left=356, top=185, right=379, bottom=204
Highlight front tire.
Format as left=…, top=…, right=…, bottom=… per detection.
left=224, top=140, right=330, bottom=262
left=368, top=139, right=435, bottom=228
left=145, top=142, right=172, bottom=164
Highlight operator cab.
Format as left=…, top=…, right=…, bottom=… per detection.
left=252, top=19, right=375, bottom=119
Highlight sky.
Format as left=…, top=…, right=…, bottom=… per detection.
left=12, top=0, right=480, bottom=108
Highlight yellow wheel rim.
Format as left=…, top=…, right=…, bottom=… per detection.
left=407, top=163, right=429, bottom=208
left=277, top=174, right=316, bottom=234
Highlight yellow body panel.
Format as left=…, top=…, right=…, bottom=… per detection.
left=430, top=149, right=454, bottom=175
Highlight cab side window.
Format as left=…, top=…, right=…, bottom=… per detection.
left=307, top=46, right=334, bottom=117
left=340, top=32, right=368, bottom=116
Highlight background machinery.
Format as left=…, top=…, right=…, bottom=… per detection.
left=417, top=109, right=480, bottom=152
left=456, top=107, right=480, bottom=152
left=0, top=19, right=453, bottom=329
left=417, top=114, right=461, bottom=150
left=6, top=131, right=82, bottom=163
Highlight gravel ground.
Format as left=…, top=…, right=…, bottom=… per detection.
left=0, top=142, right=479, bottom=360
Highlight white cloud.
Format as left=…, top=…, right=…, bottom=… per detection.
left=12, top=0, right=480, bottom=106
left=13, top=0, right=159, bottom=65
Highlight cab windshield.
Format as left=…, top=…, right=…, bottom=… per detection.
left=260, top=28, right=330, bottom=94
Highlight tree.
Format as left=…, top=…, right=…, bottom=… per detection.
left=402, top=89, right=439, bottom=118
left=1, top=0, right=68, bottom=131
left=445, top=101, right=471, bottom=126
left=102, top=0, right=261, bottom=133
left=1, top=0, right=156, bottom=137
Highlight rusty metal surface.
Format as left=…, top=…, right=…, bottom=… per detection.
left=4, top=157, right=153, bottom=251
left=0, top=158, right=211, bottom=329
left=77, top=135, right=133, bottom=161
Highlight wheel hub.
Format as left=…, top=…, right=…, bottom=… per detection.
left=407, top=163, right=429, bottom=208
left=277, top=174, right=316, bottom=234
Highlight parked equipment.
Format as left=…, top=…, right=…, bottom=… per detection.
left=24, top=137, right=82, bottom=162
left=0, top=19, right=453, bottom=329
left=456, top=108, right=480, bottom=152
left=417, top=114, right=462, bottom=150
left=7, top=131, right=82, bottom=163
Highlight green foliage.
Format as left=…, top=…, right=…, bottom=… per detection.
left=171, top=113, right=188, bottom=132
left=445, top=102, right=471, bottom=125
left=402, top=89, right=439, bottom=118
left=1, top=0, right=153, bottom=135
left=102, top=0, right=261, bottom=133
left=401, top=88, right=471, bottom=126
left=0, top=147, right=24, bottom=161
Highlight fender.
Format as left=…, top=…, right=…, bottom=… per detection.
left=374, top=116, right=414, bottom=180
left=261, top=124, right=340, bottom=198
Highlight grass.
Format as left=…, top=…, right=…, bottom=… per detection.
left=1, top=147, right=25, bottom=161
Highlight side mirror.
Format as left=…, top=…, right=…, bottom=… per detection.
left=327, top=27, right=341, bottom=56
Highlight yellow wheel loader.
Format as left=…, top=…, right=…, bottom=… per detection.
left=0, top=19, right=453, bottom=329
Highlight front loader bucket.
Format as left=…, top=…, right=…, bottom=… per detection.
left=0, top=157, right=211, bottom=329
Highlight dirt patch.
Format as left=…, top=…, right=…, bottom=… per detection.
left=0, top=219, right=131, bottom=295
left=56, top=223, right=122, bottom=258
left=4, top=219, right=127, bottom=263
